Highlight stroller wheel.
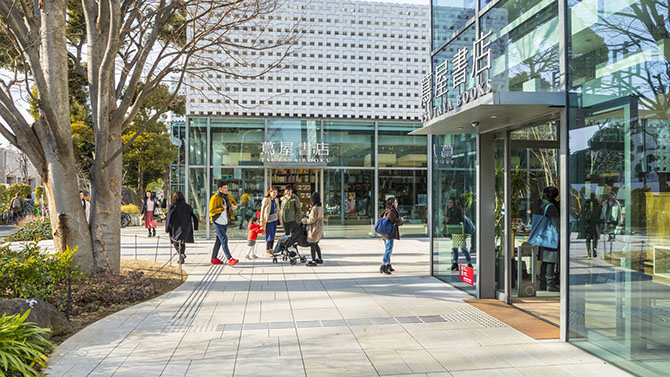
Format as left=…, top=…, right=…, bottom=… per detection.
left=272, top=257, right=277, bottom=263
left=290, top=258, right=297, bottom=265
left=300, top=257, right=306, bottom=263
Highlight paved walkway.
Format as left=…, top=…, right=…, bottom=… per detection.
left=46, top=231, right=630, bottom=377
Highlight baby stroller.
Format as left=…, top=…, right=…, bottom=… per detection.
left=273, top=224, right=309, bottom=265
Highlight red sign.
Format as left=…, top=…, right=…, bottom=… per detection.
left=459, top=264, right=474, bottom=286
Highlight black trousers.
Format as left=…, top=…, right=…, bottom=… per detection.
left=540, top=262, right=557, bottom=289
left=284, top=221, right=298, bottom=236
left=309, top=242, right=321, bottom=261
left=173, top=239, right=185, bottom=255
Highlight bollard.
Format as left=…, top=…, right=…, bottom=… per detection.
left=135, top=235, right=138, bottom=260
left=154, top=236, right=160, bottom=262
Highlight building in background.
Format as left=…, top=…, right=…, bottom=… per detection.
left=179, top=0, right=431, bottom=240
left=0, top=147, right=41, bottom=188
left=421, top=0, right=670, bottom=375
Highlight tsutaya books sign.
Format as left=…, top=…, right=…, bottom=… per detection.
left=261, top=141, right=330, bottom=164
left=421, top=31, right=494, bottom=123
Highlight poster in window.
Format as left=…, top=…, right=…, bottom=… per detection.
left=347, top=192, right=356, bottom=213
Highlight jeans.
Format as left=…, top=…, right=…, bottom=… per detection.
left=451, top=247, right=471, bottom=264
left=212, top=223, right=233, bottom=261
left=383, top=239, right=394, bottom=265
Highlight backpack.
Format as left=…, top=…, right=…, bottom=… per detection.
left=375, top=211, right=395, bottom=238
left=11, top=198, right=22, bottom=210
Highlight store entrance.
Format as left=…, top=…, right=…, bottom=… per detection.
left=269, top=168, right=322, bottom=218
left=493, top=120, right=561, bottom=325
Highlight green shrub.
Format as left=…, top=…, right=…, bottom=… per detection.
left=0, top=243, right=78, bottom=301
left=0, top=310, right=54, bottom=377
left=121, top=204, right=140, bottom=215
left=6, top=184, right=31, bottom=201
left=4, top=218, right=52, bottom=242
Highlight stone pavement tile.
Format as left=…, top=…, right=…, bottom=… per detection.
left=478, top=327, right=535, bottom=345
left=515, top=365, right=574, bottom=377
left=410, top=329, right=483, bottom=349
left=397, top=349, right=447, bottom=374
left=293, top=307, right=343, bottom=321
left=159, top=360, right=190, bottom=377
left=184, top=358, right=234, bottom=377
left=354, top=327, right=424, bottom=351
left=428, top=346, right=512, bottom=371
left=364, top=349, right=413, bottom=375
left=204, top=335, right=240, bottom=359
left=297, top=327, right=362, bottom=354
left=111, top=360, right=168, bottom=377
left=237, top=331, right=280, bottom=358
left=536, top=341, right=609, bottom=364
left=558, top=362, right=632, bottom=377
left=450, top=368, right=524, bottom=377
left=278, top=335, right=301, bottom=356
left=303, top=351, right=378, bottom=377
left=233, top=356, right=305, bottom=377
left=427, top=373, right=455, bottom=377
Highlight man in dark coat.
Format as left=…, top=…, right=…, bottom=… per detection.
left=166, top=192, right=199, bottom=264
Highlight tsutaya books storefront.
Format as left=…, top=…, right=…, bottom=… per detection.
left=179, top=118, right=429, bottom=240
left=419, top=0, right=670, bottom=375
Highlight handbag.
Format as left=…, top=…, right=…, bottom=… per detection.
left=528, top=203, right=559, bottom=249
left=151, top=219, right=158, bottom=228
left=375, top=216, right=395, bottom=238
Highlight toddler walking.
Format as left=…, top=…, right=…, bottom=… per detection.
left=245, top=215, right=264, bottom=259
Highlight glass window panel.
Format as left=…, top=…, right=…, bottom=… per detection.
left=379, top=169, right=428, bottom=237
left=432, top=133, right=477, bottom=295
left=267, top=120, right=320, bottom=163
left=210, top=168, right=266, bottom=240
left=431, top=24, right=477, bottom=111
left=568, top=0, right=670, bottom=374
left=188, top=167, right=208, bottom=238
left=188, top=118, right=207, bottom=165
left=210, top=119, right=264, bottom=166
left=431, top=0, right=476, bottom=50
left=481, top=0, right=560, bottom=93
left=323, top=121, right=375, bottom=167
left=323, top=169, right=374, bottom=237
left=378, top=122, right=427, bottom=168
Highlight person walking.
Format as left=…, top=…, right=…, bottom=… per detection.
left=538, top=186, right=560, bottom=292
left=445, top=197, right=472, bottom=271
left=165, top=191, right=199, bottom=264
left=380, top=197, right=403, bottom=275
left=209, top=180, right=239, bottom=266
left=601, top=191, right=622, bottom=242
left=302, top=192, right=323, bottom=267
left=245, top=215, right=264, bottom=260
left=79, top=191, right=90, bottom=220
left=580, top=193, right=602, bottom=258
left=141, top=191, right=158, bottom=237
left=260, top=186, right=281, bottom=257
left=281, top=184, right=301, bottom=236
left=9, top=192, right=23, bottom=223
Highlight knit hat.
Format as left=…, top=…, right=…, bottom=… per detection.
left=310, top=192, right=321, bottom=204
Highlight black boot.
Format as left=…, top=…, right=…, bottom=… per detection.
left=387, top=264, right=395, bottom=272
left=152, top=228, right=156, bottom=237
left=148, top=229, right=152, bottom=237
left=379, top=264, right=391, bottom=275
left=451, top=263, right=458, bottom=271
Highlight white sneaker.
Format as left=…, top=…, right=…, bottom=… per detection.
left=252, top=254, right=258, bottom=259
left=245, top=255, right=252, bottom=260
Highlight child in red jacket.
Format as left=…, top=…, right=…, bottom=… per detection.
left=245, top=215, right=264, bottom=259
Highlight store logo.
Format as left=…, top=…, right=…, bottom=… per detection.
left=433, top=144, right=454, bottom=166
left=421, top=30, right=494, bottom=123
left=262, top=141, right=330, bottom=163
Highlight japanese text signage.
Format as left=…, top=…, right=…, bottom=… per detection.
left=422, top=31, right=494, bottom=123
left=459, top=264, right=474, bottom=286
left=433, top=144, right=454, bottom=166
left=262, top=141, right=330, bottom=163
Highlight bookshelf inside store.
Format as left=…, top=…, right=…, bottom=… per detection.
left=272, top=168, right=318, bottom=215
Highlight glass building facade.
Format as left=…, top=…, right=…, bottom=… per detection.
left=426, top=0, right=670, bottom=375
left=178, top=118, right=428, bottom=240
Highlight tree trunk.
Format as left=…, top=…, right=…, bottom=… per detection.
left=137, top=163, right=143, bottom=196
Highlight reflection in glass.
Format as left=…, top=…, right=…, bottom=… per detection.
left=431, top=0, right=476, bottom=50
left=324, top=121, right=375, bottom=167
left=188, top=168, right=208, bottom=238
left=323, top=169, right=374, bottom=237
left=210, top=119, right=264, bottom=166
left=481, top=0, right=560, bottom=93
left=378, top=123, right=427, bottom=168
left=432, top=134, right=477, bottom=294
left=568, top=0, right=670, bottom=374
left=188, top=118, right=207, bottom=165
left=379, top=170, right=428, bottom=237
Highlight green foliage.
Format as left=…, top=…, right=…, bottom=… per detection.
left=6, top=184, right=31, bottom=200
left=494, top=164, right=530, bottom=249
left=0, top=243, right=77, bottom=301
left=121, top=204, right=140, bottom=215
left=0, top=310, right=54, bottom=377
left=33, top=187, right=44, bottom=203
left=5, top=219, right=53, bottom=242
